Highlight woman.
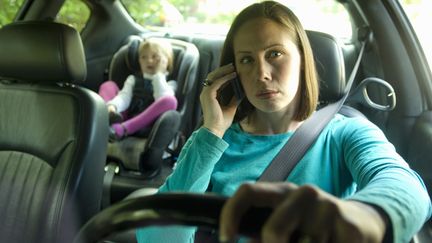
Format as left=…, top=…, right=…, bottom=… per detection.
left=137, top=1, right=431, bottom=242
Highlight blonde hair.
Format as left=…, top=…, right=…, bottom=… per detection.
left=139, top=38, right=174, bottom=73
left=220, top=1, right=318, bottom=121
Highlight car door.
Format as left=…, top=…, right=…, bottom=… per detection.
left=351, top=1, right=432, bottom=241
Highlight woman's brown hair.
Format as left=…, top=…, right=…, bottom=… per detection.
left=219, top=1, right=318, bottom=122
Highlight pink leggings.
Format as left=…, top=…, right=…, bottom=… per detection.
left=99, top=80, right=178, bottom=137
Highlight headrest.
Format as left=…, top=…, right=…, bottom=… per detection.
left=0, top=21, right=86, bottom=83
left=124, top=36, right=142, bottom=73
left=306, top=30, right=345, bottom=104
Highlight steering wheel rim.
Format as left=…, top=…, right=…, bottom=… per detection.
left=74, top=192, right=272, bottom=243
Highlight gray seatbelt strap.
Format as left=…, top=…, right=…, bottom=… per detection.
left=259, top=30, right=369, bottom=182
left=102, top=162, right=119, bottom=209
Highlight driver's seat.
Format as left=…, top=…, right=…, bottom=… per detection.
left=0, top=21, right=108, bottom=243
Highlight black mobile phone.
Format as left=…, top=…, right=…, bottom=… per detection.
left=217, top=77, right=245, bottom=106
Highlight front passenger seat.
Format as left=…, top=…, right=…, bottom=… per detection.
left=0, top=21, right=108, bottom=243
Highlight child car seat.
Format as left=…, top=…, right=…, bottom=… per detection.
left=106, top=35, right=199, bottom=179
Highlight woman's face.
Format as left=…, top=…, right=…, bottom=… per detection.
left=139, top=45, right=168, bottom=75
left=233, top=17, right=301, bottom=115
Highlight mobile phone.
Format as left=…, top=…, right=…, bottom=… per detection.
left=217, top=77, right=245, bottom=106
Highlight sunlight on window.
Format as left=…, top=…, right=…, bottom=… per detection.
left=280, top=0, right=352, bottom=39
left=122, top=0, right=351, bottom=39
left=401, top=0, right=432, bottom=70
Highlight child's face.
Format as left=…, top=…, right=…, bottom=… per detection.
left=139, top=45, right=168, bottom=75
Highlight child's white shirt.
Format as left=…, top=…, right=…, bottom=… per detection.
left=107, top=73, right=176, bottom=113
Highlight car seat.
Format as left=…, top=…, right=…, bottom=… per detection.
left=308, top=30, right=390, bottom=117
left=105, top=36, right=199, bottom=188
left=0, top=21, right=109, bottom=243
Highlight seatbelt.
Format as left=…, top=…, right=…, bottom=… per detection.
left=259, top=29, right=370, bottom=182
left=102, top=162, right=119, bottom=209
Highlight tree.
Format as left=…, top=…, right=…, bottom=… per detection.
left=0, top=0, right=25, bottom=27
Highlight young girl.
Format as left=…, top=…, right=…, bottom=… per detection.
left=98, top=38, right=178, bottom=140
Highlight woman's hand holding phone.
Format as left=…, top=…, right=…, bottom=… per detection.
left=200, top=63, right=241, bottom=138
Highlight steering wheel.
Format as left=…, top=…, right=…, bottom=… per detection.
left=74, top=193, right=272, bottom=243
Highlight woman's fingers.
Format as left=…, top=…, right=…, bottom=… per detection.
left=202, top=64, right=237, bottom=95
left=263, top=186, right=386, bottom=243
left=219, top=183, right=297, bottom=242
left=206, top=63, right=236, bottom=83
left=220, top=183, right=387, bottom=243
left=199, top=63, right=239, bottom=137
left=261, top=185, right=322, bottom=243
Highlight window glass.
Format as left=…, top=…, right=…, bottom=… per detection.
left=121, top=0, right=352, bottom=40
left=399, top=0, right=432, bottom=69
left=0, top=0, right=25, bottom=27
left=56, top=0, right=90, bottom=32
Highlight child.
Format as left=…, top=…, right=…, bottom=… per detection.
left=98, top=38, right=178, bottom=140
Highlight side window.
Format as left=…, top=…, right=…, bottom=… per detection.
left=399, top=0, right=432, bottom=69
left=0, top=0, right=26, bottom=27
left=56, top=0, right=90, bottom=32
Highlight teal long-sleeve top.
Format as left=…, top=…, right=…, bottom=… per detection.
left=136, top=114, right=431, bottom=243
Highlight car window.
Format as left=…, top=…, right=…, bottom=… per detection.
left=399, top=0, right=432, bottom=70
left=0, top=0, right=25, bottom=27
left=55, top=0, right=90, bottom=32
left=121, top=0, right=352, bottom=40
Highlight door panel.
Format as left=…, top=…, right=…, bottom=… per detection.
left=407, top=111, right=432, bottom=196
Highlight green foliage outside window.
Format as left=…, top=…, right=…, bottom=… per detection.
left=56, top=0, right=90, bottom=32
left=121, top=0, right=164, bottom=26
left=121, top=0, right=236, bottom=28
left=0, top=0, right=25, bottom=27
left=0, top=0, right=89, bottom=32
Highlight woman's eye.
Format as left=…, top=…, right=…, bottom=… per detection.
left=239, top=56, right=253, bottom=64
left=268, top=50, right=282, bottom=58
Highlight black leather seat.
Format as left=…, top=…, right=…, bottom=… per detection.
left=0, top=21, right=109, bottom=243
left=106, top=36, right=199, bottom=176
left=307, top=30, right=346, bottom=104
left=308, top=30, right=368, bottom=118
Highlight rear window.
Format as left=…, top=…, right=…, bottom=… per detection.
left=55, top=0, right=90, bottom=32
left=0, top=0, right=26, bottom=27
left=121, top=0, right=352, bottom=40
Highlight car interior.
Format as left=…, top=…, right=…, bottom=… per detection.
left=0, top=21, right=109, bottom=242
left=0, top=0, right=432, bottom=242
left=105, top=35, right=200, bottom=204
